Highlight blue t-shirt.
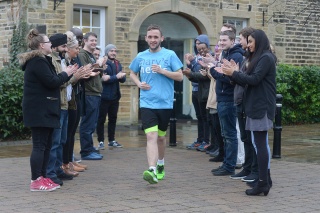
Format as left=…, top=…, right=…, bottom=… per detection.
left=129, top=47, right=183, bottom=109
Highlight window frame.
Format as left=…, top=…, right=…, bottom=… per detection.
left=73, top=5, right=106, bottom=56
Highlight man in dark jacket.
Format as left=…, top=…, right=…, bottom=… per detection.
left=210, top=30, right=243, bottom=176
left=184, top=34, right=211, bottom=150
left=78, top=32, right=106, bottom=160
left=96, top=44, right=126, bottom=149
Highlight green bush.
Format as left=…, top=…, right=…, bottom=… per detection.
left=276, top=64, right=320, bottom=124
left=0, top=66, right=30, bottom=140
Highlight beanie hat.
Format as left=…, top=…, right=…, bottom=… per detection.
left=194, top=34, right=210, bottom=54
left=49, top=33, right=67, bottom=48
left=105, top=44, right=116, bottom=55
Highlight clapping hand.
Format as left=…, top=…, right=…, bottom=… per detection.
left=65, top=64, right=78, bottom=76
left=221, top=59, right=239, bottom=76
left=116, top=71, right=126, bottom=79
left=182, top=67, right=191, bottom=78
left=184, top=53, right=194, bottom=65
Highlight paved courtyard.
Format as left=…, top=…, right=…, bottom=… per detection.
left=0, top=123, right=319, bottom=212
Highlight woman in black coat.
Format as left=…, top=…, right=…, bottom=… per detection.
left=18, top=29, right=76, bottom=192
left=221, top=29, right=276, bottom=196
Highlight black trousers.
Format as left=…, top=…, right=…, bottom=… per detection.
left=30, top=127, right=54, bottom=180
left=64, top=94, right=82, bottom=163
left=192, top=91, right=210, bottom=143
left=208, top=112, right=223, bottom=151
left=237, top=103, right=258, bottom=174
left=96, top=99, right=119, bottom=143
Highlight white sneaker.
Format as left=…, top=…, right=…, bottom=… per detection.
left=98, top=141, right=105, bottom=150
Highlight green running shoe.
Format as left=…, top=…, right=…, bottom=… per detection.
left=156, top=164, right=165, bottom=180
left=143, top=169, right=158, bottom=184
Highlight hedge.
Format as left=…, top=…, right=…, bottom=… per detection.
left=0, top=66, right=30, bottom=140
left=276, top=64, right=320, bottom=124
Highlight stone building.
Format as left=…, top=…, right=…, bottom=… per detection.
left=0, top=0, right=319, bottom=124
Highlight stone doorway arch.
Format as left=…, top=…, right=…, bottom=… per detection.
left=128, top=0, right=215, bottom=53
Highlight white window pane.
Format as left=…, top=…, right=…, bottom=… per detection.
left=73, top=8, right=80, bottom=26
left=82, top=9, right=91, bottom=27
left=92, top=10, right=100, bottom=27
left=92, top=28, right=101, bottom=46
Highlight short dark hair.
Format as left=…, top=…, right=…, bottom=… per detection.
left=239, top=27, right=255, bottom=38
left=220, top=30, right=236, bottom=41
left=146, top=24, right=163, bottom=36
left=222, top=23, right=236, bottom=34
left=83, top=32, right=97, bottom=40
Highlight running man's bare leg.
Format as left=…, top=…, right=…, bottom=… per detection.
left=146, top=131, right=158, bottom=167
left=157, top=136, right=166, bottom=160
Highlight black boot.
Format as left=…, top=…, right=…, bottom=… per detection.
left=245, top=180, right=270, bottom=196
left=247, top=171, right=272, bottom=188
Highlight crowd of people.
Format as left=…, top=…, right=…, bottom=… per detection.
left=19, top=27, right=126, bottom=191
left=184, top=23, right=276, bottom=196
left=19, top=22, right=276, bottom=196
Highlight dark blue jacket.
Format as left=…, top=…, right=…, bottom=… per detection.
left=187, top=34, right=211, bottom=92
left=210, top=44, right=244, bottom=102
left=101, top=59, right=126, bottom=101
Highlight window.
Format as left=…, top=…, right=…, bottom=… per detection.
left=223, top=18, right=248, bottom=43
left=73, top=6, right=106, bottom=56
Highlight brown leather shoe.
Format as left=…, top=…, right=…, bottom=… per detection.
left=61, top=164, right=79, bottom=177
left=69, top=162, right=85, bottom=172
left=72, top=161, right=88, bottom=170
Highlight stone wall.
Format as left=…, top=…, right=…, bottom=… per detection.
left=270, top=0, right=320, bottom=65
left=0, top=0, right=319, bottom=124
left=1, top=0, right=319, bottom=66
left=0, top=0, right=18, bottom=67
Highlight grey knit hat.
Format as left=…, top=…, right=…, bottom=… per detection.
left=105, top=44, right=116, bottom=55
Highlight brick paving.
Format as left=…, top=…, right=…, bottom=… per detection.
left=0, top=123, right=320, bottom=213
left=0, top=145, right=320, bottom=213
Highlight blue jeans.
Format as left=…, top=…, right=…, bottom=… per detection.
left=80, top=95, right=101, bottom=157
left=218, top=102, right=237, bottom=172
left=46, top=110, right=68, bottom=178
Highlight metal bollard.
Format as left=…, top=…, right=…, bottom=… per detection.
left=169, top=99, right=177, bottom=146
left=272, top=94, right=283, bottom=158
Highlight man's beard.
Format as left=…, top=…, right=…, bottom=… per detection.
left=108, top=55, right=115, bottom=60
left=149, top=43, right=160, bottom=51
left=59, top=51, right=66, bottom=59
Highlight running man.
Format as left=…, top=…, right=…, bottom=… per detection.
left=129, top=24, right=183, bottom=184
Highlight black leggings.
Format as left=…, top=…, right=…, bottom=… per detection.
left=30, top=127, right=54, bottom=180
left=252, top=131, right=270, bottom=181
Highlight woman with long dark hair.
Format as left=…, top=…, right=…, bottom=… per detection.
left=221, top=29, right=276, bottom=196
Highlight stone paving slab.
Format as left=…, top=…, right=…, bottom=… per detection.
left=0, top=147, right=320, bottom=213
